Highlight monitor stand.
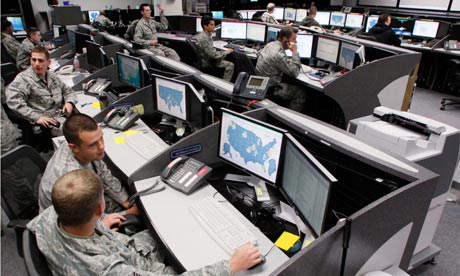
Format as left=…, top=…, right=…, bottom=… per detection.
left=160, top=115, right=186, bottom=137
left=224, top=173, right=270, bottom=201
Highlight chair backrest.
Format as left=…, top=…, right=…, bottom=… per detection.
left=1, top=62, right=20, bottom=86
left=124, top=19, right=139, bottom=40
left=185, top=37, right=202, bottom=70
left=231, top=50, right=256, bottom=76
left=1, top=43, right=16, bottom=64
left=1, top=145, right=47, bottom=221
left=23, top=229, right=53, bottom=276
left=357, top=34, right=378, bottom=42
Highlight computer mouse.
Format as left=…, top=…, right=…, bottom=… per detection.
left=248, top=255, right=265, bottom=270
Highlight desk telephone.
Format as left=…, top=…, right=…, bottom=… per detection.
left=233, top=72, right=270, bottom=100
left=104, top=107, right=140, bottom=131
left=55, top=65, right=74, bottom=75
left=161, top=156, right=212, bottom=195
left=84, top=78, right=112, bottom=94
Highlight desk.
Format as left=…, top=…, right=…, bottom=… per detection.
left=135, top=176, right=288, bottom=274
left=213, top=40, right=258, bottom=59
left=74, top=92, right=101, bottom=117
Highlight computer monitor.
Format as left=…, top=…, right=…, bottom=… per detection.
left=295, top=9, right=308, bottom=23
left=74, top=31, right=92, bottom=54
left=53, top=24, right=66, bottom=38
left=365, top=15, right=379, bottom=33
left=196, top=17, right=203, bottom=33
left=316, top=36, right=340, bottom=64
left=67, top=30, right=76, bottom=45
left=345, top=13, right=363, bottom=29
left=246, top=22, right=266, bottom=43
left=390, top=17, right=415, bottom=37
left=279, top=133, right=336, bottom=237
left=116, top=53, right=144, bottom=89
left=329, top=12, right=346, bottom=27
left=6, top=16, right=24, bottom=31
left=284, top=8, right=296, bottom=21
left=86, top=40, right=111, bottom=69
left=221, top=21, right=247, bottom=40
left=412, top=20, right=440, bottom=39
left=266, top=26, right=281, bottom=43
left=153, top=75, right=189, bottom=124
left=88, top=10, right=100, bottom=23
left=273, top=7, right=285, bottom=21
left=218, top=108, right=286, bottom=187
left=297, top=33, right=314, bottom=58
left=316, top=11, right=331, bottom=26
left=212, top=11, right=224, bottom=19
left=338, top=42, right=360, bottom=71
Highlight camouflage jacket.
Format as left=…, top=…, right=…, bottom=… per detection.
left=16, top=37, right=38, bottom=70
left=0, top=104, right=20, bottom=154
left=195, top=31, right=226, bottom=67
left=94, top=15, right=112, bottom=27
left=1, top=32, right=21, bottom=59
left=134, top=14, right=169, bottom=47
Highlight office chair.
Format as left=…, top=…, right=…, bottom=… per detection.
left=186, top=37, right=226, bottom=78
left=1, top=145, right=47, bottom=257
left=22, top=229, right=52, bottom=276
left=356, top=34, right=378, bottom=42
left=251, top=11, right=265, bottom=22
left=441, top=59, right=460, bottom=110
left=230, top=51, right=256, bottom=77
left=1, top=44, right=16, bottom=64
left=1, top=62, right=20, bottom=86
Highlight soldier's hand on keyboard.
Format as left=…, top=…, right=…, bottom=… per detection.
left=228, top=243, right=262, bottom=273
left=102, top=213, right=126, bottom=231
left=150, top=39, right=159, bottom=46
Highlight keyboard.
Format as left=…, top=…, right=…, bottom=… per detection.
left=125, top=133, right=164, bottom=160
left=189, top=197, right=257, bottom=254
left=224, top=43, right=244, bottom=51
left=424, top=39, right=439, bottom=48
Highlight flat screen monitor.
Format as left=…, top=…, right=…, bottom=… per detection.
left=88, top=10, right=100, bottom=23
left=316, top=11, right=331, bottom=26
left=74, top=31, right=92, bottom=54
left=86, top=40, right=111, bottom=69
left=246, top=22, right=266, bottom=43
left=345, top=13, right=363, bottom=29
left=212, top=11, right=224, bottom=19
left=338, top=42, right=360, bottom=70
left=221, top=21, right=247, bottom=40
left=279, top=134, right=336, bottom=237
left=316, top=36, right=340, bottom=64
left=329, top=12, right=346, bottom=27
left=247, top=10, right=258, bottom=21
left=67, top=30, right=76, bottom=45
left=296, top=9, right=308, bottom=23
left=284, top=8, right=297, bottom=21
left=53, top=24, right=66, bottom=38
left=412, top=20, right=439, bottom=39
left=297, top=33, right=314, bottom=58
left=273, top=7, right=285, bottom=21
left=196, top=17, right=203, bottom=33
left=6, top=16, right=24, bottom=31
left=365, top=15, right=379, bottom=33
left=390, top=17, right=415, bottom=37
left=116, top=53, right=144, bottom=89
left=153, top=75, right=189, bottom=122
left=266, top=26, right=281, bottom=43
left=218, top=108, right=286, bottom=186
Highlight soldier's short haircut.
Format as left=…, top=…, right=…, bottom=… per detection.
left=26, top=27, right=40, bottom=38
left=52, top=169, right=103, bottom=226
left=31, top=46, right=50, bottom=60
left=1, top=20, right=12, bottom=32
left=277, top=26, right=298, bottom=41
left=63, top=113, right=99, bottom=146
left=201, top=15, right=214, bottom=28
left=140, top=3, right=151, bottom=12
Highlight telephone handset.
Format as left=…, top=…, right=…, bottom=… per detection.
left=84, top=78, right=112, bottom=95
left=161, top=156, right=212, bottom=195
left=56, top=64, right=74, bottom=75
left=103, top=107, right=140, bottom=131
left=232, top=72, right=270, bottom=100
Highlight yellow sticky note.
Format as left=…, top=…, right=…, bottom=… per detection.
left=114, top=136, right=126, bottom=144
left=124, top=130, right=140, bottom=136
left=92, top=101, right=102, bottom=108
left=274, top=231, right=300, bottom=251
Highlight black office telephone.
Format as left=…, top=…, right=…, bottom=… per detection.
left=161, top=156, right=212, bottom=195
left=103, top=107, right=140, bottom=131
left=232, top=72, right=270, bottom=100
left=84, top=78, right=112, bottom=95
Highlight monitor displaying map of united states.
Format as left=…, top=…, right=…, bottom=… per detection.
left=155, top=78, right=187, bottom=121
left=219, top=111, right=284, bottom=184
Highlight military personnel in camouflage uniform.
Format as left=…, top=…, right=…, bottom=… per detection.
left=196, top=16, right=234, bottom=81
left=255, top=26, right=305, bottom=112
left=16, top=27, right=42, bottom=70
left=6, top=46, right=77, bottom=136
left=301, top=6, right=321, bottom=28
left=93, top=11, right=112, bottom=27
left=28, top=169, right=262, bottom=275
left=1, top=20, right=21, bottom=61
left=39, top=113, right=139, bottom=216
left=134, top=4, right=180, bottom=61
left=261, top=3, right=279, bottom=24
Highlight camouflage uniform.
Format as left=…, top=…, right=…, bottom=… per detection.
left=134, top=15, right=180, bottom=61
left=39, top=143, right=129, bottom=213
left=1, top=32, right=21, bottom=60
left=255, top=40, right=305, bottom=111
left=28, top=207, right=232, bottom=275
left=301, top=16, right=321, bottom=27
left=93, top=15, right=112, bottom=28
left=1, top=104, right=21, bottom=154
left=261, top=12, right=279, bottom=24
left=6, top=67, right=78, bottom=133
left=16, top=37, right=39, bottom=70
left=195, top=31, right=234, bottom=81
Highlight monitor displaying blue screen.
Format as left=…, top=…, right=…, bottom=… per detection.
left=330, top=12, right=346, bottom=27
left=316, top=11, right=331, bottom=26
left=117, top=53, right=142, bottom=88
left=338, top=42, right=360, bottom=70
left=365, top=15, right=379, bottom=32
left=390, top=17, right=415, bottom=37
left=88, top=10, right=100, bottom=23
left=212, top=11, right=224, bottom=19
left=218, top=108, right=285, bottom=185
left=266, top=26, right=281, bottom=43
left=7, top=17, right=24, bottom=31
left=221, top=21, right=247, bottom=40
left=154, top=76, right=188, bottom=121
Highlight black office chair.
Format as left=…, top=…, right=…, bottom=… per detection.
left=251, top=11, right=265, bottom=22
left=186, top=37, right=226, bottom=78
left=356, top=34, right=378, bottom=42
left=22, top=229, right=52, bottom=276
left=1, top=62, right=20, bottom=86
left=441, top=59, right=460, bottom=110
left=1, top=43, right=16, bottom=64
left=230, top=50, right=256, bottom=79
left=1, top=145, right=47, bottom=258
